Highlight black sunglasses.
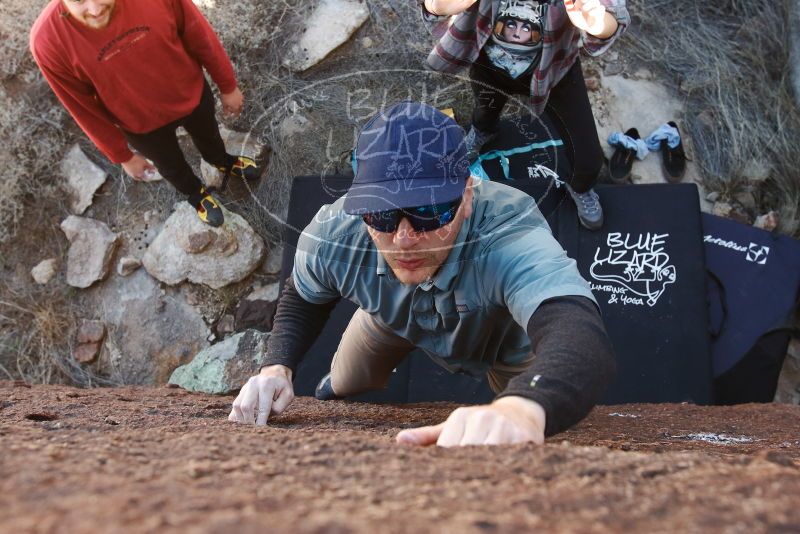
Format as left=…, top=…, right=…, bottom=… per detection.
left=362, top=197, right=462, bottom=233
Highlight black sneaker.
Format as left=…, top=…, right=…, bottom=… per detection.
left=188, top=187, right=224, bottom=227
left=661, top=121, right=686, bottom=183
left=314, top=373, right=341, bottom=401
left=219, top=155, right=261, bottom=182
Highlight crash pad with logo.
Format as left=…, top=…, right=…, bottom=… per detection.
left=556, top=183, right=713, bottom=405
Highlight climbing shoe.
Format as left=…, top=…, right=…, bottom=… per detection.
left=567, top=185, right=604, bottom=231
left=314, top=373, right=341, bottom=401
left=219, top=155, right=261, bottom=182
left=189, top=187, right=224, bottom=228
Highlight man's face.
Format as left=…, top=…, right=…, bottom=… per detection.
left=502, top=18, right=535, bottom=43
left=366, top=179, right=475, bottom=286
left=62, top=0, right=116, bottom=29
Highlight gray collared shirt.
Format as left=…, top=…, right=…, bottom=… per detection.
left=292, top=180, right=595, bottom=377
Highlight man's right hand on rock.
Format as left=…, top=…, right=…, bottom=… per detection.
left=121, top=153, right=157, bottom=181
left=229, top=365, right=295, bottom=425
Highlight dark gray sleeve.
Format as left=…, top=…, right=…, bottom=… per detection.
left=260, top=276, right=340, bottom=373
left=494, top=296, right=616, bottom=437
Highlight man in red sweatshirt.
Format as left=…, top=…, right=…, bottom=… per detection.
left=30, top=0, right=260, bottom=227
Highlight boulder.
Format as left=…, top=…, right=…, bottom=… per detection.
left=60, top=144, right=108, bottom=214
left=60, top=216, right=118, bottom=288
left=142, top=203, right=265, bottom=289
left=31, top=258, right=58, bottom=285
left=168, top=330, right=270, bottom=394
left=283, top=0, right=369, bottom=72
left=93, top=268, right=209, bottom=384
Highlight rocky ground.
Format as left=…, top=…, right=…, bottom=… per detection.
left=2, top=381, right=799, bottom=533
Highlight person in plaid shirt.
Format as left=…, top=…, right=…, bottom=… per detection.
left=421, top=0, right=630, bottom=230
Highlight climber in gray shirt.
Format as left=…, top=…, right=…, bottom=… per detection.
left=228, top=102, right=614, bottom=447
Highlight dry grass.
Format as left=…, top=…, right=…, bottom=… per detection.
left=622, top=0, right=800, bottom=236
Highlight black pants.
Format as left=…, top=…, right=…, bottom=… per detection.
left=469, top=54, right=603, bottom=193
left=123, top=82, right=232, bottom=196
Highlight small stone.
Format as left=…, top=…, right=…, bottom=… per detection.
left=74, top=342, right=101, bottom=364
left=184, top=230, right=216, bottom=254
left=361, top=36, right=373, bottom=48
left=584, top=77, right=601, bottom=92
left=117, top=256, right=142, bottom=276
left=216, top=314, right=235, bottom=335
left=753, top=211, right=779, bottom=232
left=246, top=282, right=280, bottom=302
left=712, top=201, right=733, bottom=218
left=31, top=258, right=58, bottom=285
left=734, top=191, right=757, bottom=211
left=77, top=320, right=106, bottom=344
left=603, top=61, right=624, bottom=76
left=634, top=68, right=653, bottom=80
left=705, top=191, right=720, bottom=202
left=104, top=416, right=120, bottom=425
left=741, top=159, right=771, bottom=182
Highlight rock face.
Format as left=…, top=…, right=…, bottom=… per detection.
left=283, top=0, right=369, bottom=72
left=142, top=203, right=265, bottom=289
left=94, top=269, right=209, bottom=384
left=168, top=330, right=269, bottom=394
left=60, top=144, right=108, bottom=214
left=60, top=216, right=118, bottom=288
left=31, top=258, right=58, bottom=285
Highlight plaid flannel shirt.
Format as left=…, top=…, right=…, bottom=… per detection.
left=422, top=0, right=630, bottom=116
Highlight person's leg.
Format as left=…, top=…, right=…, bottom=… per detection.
left=181, top=81, right=231, bottom=169
left=544, top=58, right=605, bottom=230
left=328, top=309, right=415, bottom=396
left=124, top=121, right=224, bottom=227
left=545, top=58, right=604, bottom=194
left=123, top=122, right=203, bottom=196
left=486, top=353, right=537, bottom=394
left=181, top=81, right=261, bottom=182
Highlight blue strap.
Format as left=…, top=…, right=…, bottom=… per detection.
left=471, top=139, right=564, bottom=180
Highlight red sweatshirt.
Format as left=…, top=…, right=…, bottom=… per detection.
left=30, top=0, right=237, bottom=163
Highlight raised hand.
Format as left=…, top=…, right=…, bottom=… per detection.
left=563, top=0, right=617, bottom=38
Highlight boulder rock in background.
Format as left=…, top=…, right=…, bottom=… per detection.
left=168, top=329, right=269, bottom=394
left=92, top=268, right=209, bottom=384
left=61, top=216, right=118, bottom=288
left=60, top=144, right=108, bottom=215
left=31, top=258, right=58, bottom=285
left=142, top=203, right=265, bottom=289
left=283, top=0, right=369, bottom=72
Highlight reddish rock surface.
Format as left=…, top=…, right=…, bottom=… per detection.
left=1, top=381, right=799, bottom=533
